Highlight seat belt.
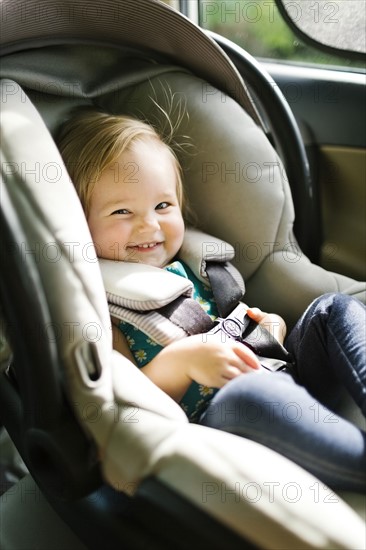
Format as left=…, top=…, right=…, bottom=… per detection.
left=205, top=261, right=244, bottom=318
left=158, top=261, right=244, bottom=335
left=159, top=296, right=215, bottom=335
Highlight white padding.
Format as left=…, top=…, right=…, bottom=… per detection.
left=99, top=259, right=193, bottom=311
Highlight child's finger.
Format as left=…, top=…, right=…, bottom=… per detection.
left=232, top=342, right=261, bottom=370
left=247, top=307, right=266, bottom=321
left=222, top=365, right=244, bottom=381
left=247, top=307, right=261, bottom=316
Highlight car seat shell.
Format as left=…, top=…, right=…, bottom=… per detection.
left=1, top=1, right=366, bottom=548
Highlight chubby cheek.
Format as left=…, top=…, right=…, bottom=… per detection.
left=88, top=223, right=129, bottom=261
left=166, top=217, right=185, bottom=257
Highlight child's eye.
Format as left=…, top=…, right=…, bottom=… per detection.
left=155, top=202, right=170, bottom=210
left=111, top=208, right=130, bottom=215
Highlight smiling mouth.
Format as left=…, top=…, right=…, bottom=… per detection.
left=127, top=242, right=162, bottom=251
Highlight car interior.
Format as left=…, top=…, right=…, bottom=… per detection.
left=0, top=0, right=365, bottom=548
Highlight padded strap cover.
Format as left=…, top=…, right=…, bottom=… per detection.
left=99, top=259, right=194, bottom=312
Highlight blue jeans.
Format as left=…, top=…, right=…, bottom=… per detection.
left=199, top=293, right=366, bottom=492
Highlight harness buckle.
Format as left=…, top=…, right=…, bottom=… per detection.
left=207, top=303, right=293, bottom=372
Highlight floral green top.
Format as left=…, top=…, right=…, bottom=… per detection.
left=118, top=260, right=219, bottom=422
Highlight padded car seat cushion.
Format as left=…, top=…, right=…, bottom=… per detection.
left=1, top=41, right=366, bottom=549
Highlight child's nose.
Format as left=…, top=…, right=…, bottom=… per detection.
left=137, top=213, right=160, bottom=232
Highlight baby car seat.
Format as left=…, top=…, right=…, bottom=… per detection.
left=1, top=1, right=365, bottom=549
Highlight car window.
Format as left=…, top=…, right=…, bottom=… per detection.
left=198, top=0, right=365, bottom=70
left=277, top=0, right=365, bottom=56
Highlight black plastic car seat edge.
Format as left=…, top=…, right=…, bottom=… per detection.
left=0, top=168, right=102, bottom=501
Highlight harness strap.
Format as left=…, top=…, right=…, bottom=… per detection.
left=205, top=262, right=245, bottom=318
left=159, top=296, right=215, bottom=336
left=158, top=261, right=245, bottom=336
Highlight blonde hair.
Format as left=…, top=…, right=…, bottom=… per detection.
left=57, top=108, right=186, bottom=217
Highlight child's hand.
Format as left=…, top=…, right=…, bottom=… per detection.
left=185, top=333, right=261, bottom=387
left=246, top=307, right=287, bottom=345
left=142, top=333, right=261, bottom=402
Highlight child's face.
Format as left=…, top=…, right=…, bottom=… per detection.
left=87, top=139, right=185, bottom=268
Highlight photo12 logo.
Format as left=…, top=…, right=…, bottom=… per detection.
left=200, top=1, right=339, bottom=25
left=201, top=480, right=339, bottom=504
